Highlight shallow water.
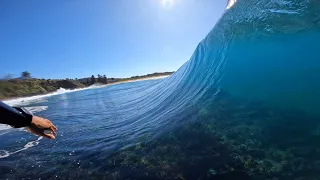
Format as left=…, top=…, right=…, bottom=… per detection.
left=1, top=0, right=320, bottom=179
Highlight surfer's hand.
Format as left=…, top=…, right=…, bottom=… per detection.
left=26, top=116, right=57, bottom=139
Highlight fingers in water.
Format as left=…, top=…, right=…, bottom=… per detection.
left=30, top=127, right=56, bottom=140
left=52, top=125, right=58, bottom=131
left=42, top=132, right=55, bottom=140
left=50, top=127, right=57, bottom=136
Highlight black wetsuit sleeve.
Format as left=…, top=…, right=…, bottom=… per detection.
left=0, top=101, right=33, bottom=128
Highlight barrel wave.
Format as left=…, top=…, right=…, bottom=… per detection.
left=1, top=0, right=320, bottom=179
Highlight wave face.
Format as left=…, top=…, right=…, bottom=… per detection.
left=1, top=0, right=320, bottom=179
left=175, top=0, right=320, bottom=116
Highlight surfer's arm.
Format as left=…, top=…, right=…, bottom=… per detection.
left=0, top=101, right=32, bottom=128
left=0, top=101, right=57, bottom=139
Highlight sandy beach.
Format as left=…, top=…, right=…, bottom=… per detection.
left=105, top=75, right=169, bottom=86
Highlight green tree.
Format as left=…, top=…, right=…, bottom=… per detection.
left=91, top=75, right=95, bottom=84
left=97, top=74, right=102, bottom=83
left=21, top=71, right=31, bottom=79
left=103, top=75, right=107, bottom=84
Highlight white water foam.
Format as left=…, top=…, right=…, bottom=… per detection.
left=3, top=86, right=102, bottom=107
left=0, top=125, right=11, bottom=131
left=0, top=136, right=43, bottom=159
left=25, top=106, right=49, bottom=113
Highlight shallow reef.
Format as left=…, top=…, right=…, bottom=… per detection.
left=1, top=89, right=319, bottom=180
left=101, top=90, right=320, bottom=180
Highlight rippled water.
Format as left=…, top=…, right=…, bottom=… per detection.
left=1, top=0, right=320, bottom=179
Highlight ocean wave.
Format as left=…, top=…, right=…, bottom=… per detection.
left=1, top=0, right=320, bottom=178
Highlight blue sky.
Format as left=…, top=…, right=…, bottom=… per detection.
left=0, top=0, right=226, bottom=79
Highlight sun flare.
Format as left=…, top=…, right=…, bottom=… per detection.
left=161, top=0, right=175, bottom=8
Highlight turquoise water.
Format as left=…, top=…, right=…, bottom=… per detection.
left=1, top=0, right=320, bottom=179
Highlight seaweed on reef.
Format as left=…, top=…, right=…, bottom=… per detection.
left=96, top=89, right=320, bottom=180
left=25, top=89, right=319, bottom=180
left=102, top=120, right=251, bottom=180
left=197, top=90, right=320, bottom=180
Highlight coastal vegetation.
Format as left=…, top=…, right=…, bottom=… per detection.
left=0, top=71, right=173, bottom=99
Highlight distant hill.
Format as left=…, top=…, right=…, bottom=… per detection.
left=0, top=72, right=173, bottom=100
left=0, top=79, right=86, bottom=99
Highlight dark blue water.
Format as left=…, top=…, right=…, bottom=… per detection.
left=1, top=0, right=320, bottom=179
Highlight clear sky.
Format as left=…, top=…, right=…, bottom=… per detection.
left=0, top=0, right=226, bottom=79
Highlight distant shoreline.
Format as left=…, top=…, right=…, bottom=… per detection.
left=0, top=74, right=170, bottom=101
left=105, top=75, right=168, bottom=86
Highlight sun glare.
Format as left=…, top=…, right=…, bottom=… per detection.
left=226, top=0, right=237, bottom=9
left=161, top=0, right=175, bottom=8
